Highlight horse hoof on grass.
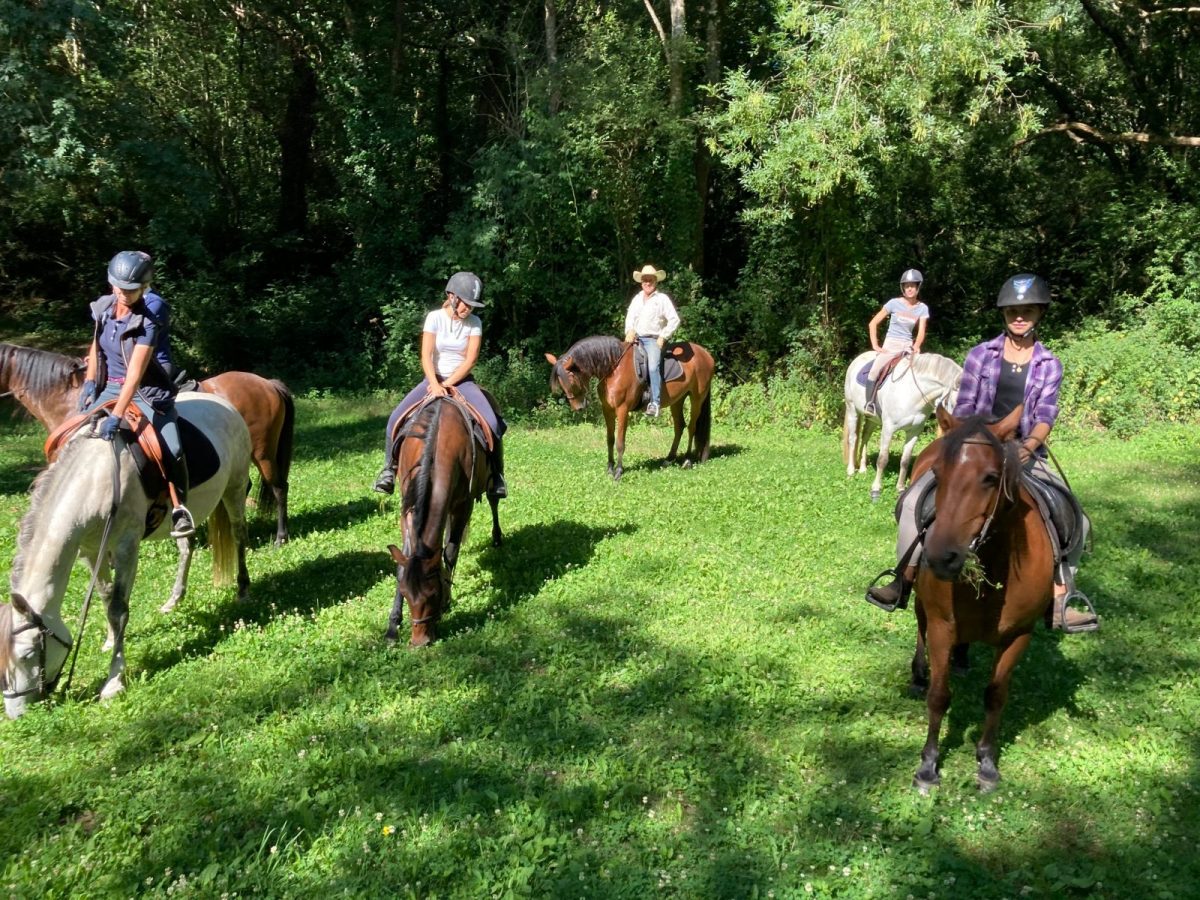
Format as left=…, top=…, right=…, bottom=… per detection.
left=870, top=490, right=882, bottom=503
left=100, top=679, right=125, bottom=701
left=912, top=773, right=940, bottom=794
left=977, top=772, right=1000, bottom=793
left=682, top=459, right=694, bottom=469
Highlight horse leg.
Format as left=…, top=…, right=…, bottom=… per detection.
left=386, top=580, right=406, bottom=644
left=857, top=417, right=874, bottom=475
left=666, top=400, right=685, bottom=462
left=160, top=536, right=194, bottom=614
left=976, top=632, right=1033, bottom=791
left=914, top=618, right=954, bottom=792
left=487, top=492, right=502, bottom=546
left=272, top=480, right=289, bottom=546
left=613, top=407, right=629, bottom=481
left=909, top=601, right=930, bottom=697
left=872, top=422, right=895, bottom=502
left=844, top=405, right=859, bottom=477
left=79, top=549, right=117, bottom=651
left=603, top=405, right=617, bottom=477
left=896, top=427, right=921, bottom=492
left=101, top=538, right=140, bottom=701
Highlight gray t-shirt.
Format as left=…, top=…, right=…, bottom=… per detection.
left=883, top=297, right=929, bottom=346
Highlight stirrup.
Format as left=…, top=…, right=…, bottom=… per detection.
left=170, top=505, right=196, bottom=539
left=487, top=475, right=507, bottom=499
left=865, top=568, right=910, bottom=613
left=1055, top=589, right=1099, bottom=634
left=374, top=466, right=396, bottom=495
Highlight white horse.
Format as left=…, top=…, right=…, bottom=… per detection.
left=1, top=394, right=252, bottom=718
left=842, top=351, right=962, bottom=502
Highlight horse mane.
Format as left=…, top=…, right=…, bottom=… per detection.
left=560, top=335, right=625, bottom=378
left=940, top=415, right=1022, bottom=501
left=0, top=343, right=83, bottom=395
left=909, top=351, right=963, bottom=388
left=401, top=400, right=445, bottom=559
left=0, top=602, right=13, bottom=678
left=9, top=432, right=91, bottom=590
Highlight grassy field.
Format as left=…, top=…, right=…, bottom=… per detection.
left=1, top=398, right=1198, bottom=898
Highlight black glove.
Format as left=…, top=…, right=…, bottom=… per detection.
left=77, top=378, right=96, bottom=412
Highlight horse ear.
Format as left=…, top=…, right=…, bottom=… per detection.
left=935, top=404, right=960, bottom=434
left=10, top=592, right=30, bottom=615
left=991, top=403, right=1024, bottom=443
left=387, top=544, right=408, bottom=566
left=544, top=353, right=558, bottom=366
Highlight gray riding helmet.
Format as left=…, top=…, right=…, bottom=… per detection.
left=107, top=250, right=154, bottom=290
left=445, top=271, right=484, bottom=307
left=899, top=268, right=924, bottom=285
left=996, top=274, right=1051, bottom=308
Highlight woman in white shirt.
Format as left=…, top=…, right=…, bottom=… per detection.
left=624, top=264, right=681, bottom=417
left=374, top=271, right=506, bottom=497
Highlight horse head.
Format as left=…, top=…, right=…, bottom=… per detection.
left=388, top=544, right=450, bottom=647
left=544, top=352, right=589, bottom=410
left=924, top=404, right=1024, bottom=581
left=1, top=592, right=72, bottom=719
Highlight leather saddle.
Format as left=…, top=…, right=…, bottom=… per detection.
left=903, top=466, right=1086, bottom=575
left=856, top=355, right=905, bottom=388
left=45, top=403, right=219, bottom=536
left=387, top=391, right=494, bottom=467
left=633, top=342, right=686, bottom=387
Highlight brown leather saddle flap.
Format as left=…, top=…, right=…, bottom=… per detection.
left=45, top=401, right=170, bottom=483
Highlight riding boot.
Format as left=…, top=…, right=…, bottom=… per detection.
left=374, top=465, right=396, bottom=495
left=1051, top=586, right=1100, bottom=633
left=863, top=378, right=878, bottom=415
left=487, top=436, right=507, bottom=499
left=866, top=565, right=914, bottom=612
left=170, top=453, right=196, bottom=538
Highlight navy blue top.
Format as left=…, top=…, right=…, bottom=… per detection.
left=142, top=290, right=173, bottom=370
left=90, top=294, right=174, bottom=406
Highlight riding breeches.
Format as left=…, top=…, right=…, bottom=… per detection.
left=894, top=459, right=1090, bottom=586
left=384, top=377, right=505, bottom=461
left=868, top=340, right=911, bottom=380
left=87, top=385, right=183, bottom=458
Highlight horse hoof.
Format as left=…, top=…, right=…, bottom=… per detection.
left=100, top=680, right=125, bottom=701
left=912, top=773, right=940, bottom=793
left=871, top=491, right=882, bottom=503
left=159, top=596, right=181, bottom=614
left=682, top=460, right=693, bottom=469
left=977, top=772, right=1000, bottom=793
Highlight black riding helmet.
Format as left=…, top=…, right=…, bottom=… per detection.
left=997, top=274, right=1050, bottom=308
left=107, top=250, right=154, bottom=290
left=445, top=271, right=484, bottom=307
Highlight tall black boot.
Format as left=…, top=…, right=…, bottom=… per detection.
left=863, top=378, right=878, bottom=415
left=488, top=436, right=507, bottom=499
left=170, top=452, right=196, bottom=538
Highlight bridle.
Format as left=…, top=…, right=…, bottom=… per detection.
left=2, top=608, right=73, bottom=701
left=958, top=438, right=1013, bottom=553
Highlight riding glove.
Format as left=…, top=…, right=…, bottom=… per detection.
left=98, top=414, right=122, bottom=441
left=78, top=378, right=96, bottom=412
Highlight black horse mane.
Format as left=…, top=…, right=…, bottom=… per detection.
left=559, top=335, right=625, bottom=378
left=941, top=415, right=1022, bottom=501
left=0, top=343, right=84, bottom=396
left=400, top=400, right=446, bottom=559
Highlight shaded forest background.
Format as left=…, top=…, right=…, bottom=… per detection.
left=2, top=0, right=1198, bottom=430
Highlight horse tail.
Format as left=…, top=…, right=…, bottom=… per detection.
left=209, top=500, right=237, bottom=588
left=256, top=379, right=295, bottom=512
left=695, top=389, right=713, bottom=462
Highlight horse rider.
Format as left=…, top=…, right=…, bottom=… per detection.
left=374, top=271, right=507, bottom=498
left=79, top=251, right=195, bottom=538
left=624, top=264, right=680, bottom=417
left=864, top=269, right=929, bottom=415
left=866, top=273, right=1097, bottom=633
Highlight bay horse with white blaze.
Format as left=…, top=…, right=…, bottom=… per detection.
left=842, top=350, right=961, bottom=501
left=0, top=394, right=252, bottom=717
left=0, top=342, right=295, bottom=546
left=906, top=403, right=1057, bottom=792
left=545, top=336, right=713, bottom=480
left=386, top=396, right=502, bottom=647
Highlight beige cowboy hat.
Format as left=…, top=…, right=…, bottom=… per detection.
left=632, top=264, right=667, bottom=284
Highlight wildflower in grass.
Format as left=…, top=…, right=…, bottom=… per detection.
left=382, top=825, right=395, bottom=836
left=375, top=812, right=383, bottom=821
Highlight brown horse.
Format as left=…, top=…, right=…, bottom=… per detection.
left=0, top=343, right=294, bottom=545
left=545, top=336, right=714, bottom=480
left=385, top=396, right=502, bottom=647
left=907, top=403, right=1056, bottom=792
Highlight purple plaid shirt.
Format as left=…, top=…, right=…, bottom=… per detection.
left=954, top=333, right=1063, bottom=444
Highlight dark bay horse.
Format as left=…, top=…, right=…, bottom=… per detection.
left=0, top=343, right=294, bottom=545
left=386, top=396, right=501, bottom=648
left=545, top=336, right=713, bottom=480
left=907, top=403, right=1056, bottom=792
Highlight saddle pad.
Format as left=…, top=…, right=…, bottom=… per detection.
left=126, top=416, right=219, bottom=493
left=634, top=344, right=685, bottom=384
left=857, top=355, right=904, bottom=387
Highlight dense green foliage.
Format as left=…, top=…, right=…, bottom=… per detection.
left=1, top=403, right=1198, bottom=896
left=2, top=0, right=1199, bottom=427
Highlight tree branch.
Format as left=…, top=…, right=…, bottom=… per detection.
left=1019, top=121, right=1200, bottom=147
left=643, top=0, right=668, bottom=44
left=1139, top=4, right=1200, bottom=16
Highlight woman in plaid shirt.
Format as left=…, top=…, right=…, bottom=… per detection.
left=866, top=274, right=1097, bottom=633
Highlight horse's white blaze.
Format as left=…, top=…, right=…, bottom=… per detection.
left=842, top=351, right=963, bottom=499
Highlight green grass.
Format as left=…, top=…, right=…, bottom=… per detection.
left=1, top=400, right=1198, bottom=898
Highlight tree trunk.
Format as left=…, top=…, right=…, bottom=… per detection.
left=545, top=0, right=560, bottom=115
left=669, top=0, right=686, bottom=114
left=276, top=53, right=317, bottom=238
left=391, top=0, right=407, bottom=95
left=692, top=0, right=722, bottom=273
